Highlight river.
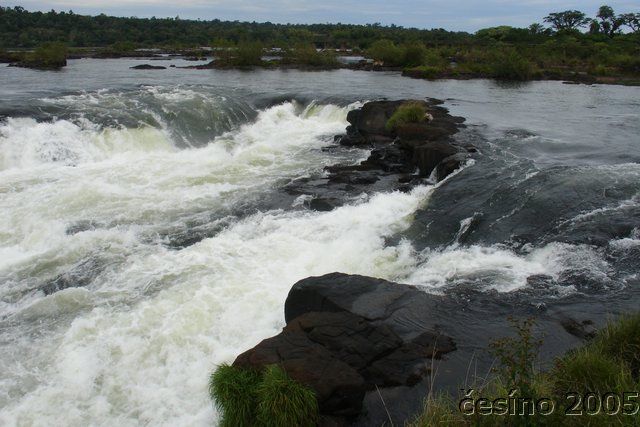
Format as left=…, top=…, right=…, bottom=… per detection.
left=1, top=58, right=639, bottom=426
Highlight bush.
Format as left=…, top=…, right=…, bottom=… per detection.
left=490, top=50, right=534, bottom=80
left=367, top=39, right=404, bottom=66
left=402, top=43, right=427, bottom=67
left=404, top=65, right=445, bottom=79
left=385, top=102, right=427, bottom=132
left=229, top=42, right=264, bottom=66
left=209, top=363, right=318, bottom=427
left=282, top=45, right=338, bottom=67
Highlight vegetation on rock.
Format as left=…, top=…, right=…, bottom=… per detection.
left=209, top=363, right=318, bottom=427
left=386, top=102, right=428, bottom=132
left=10, top=41, right=68, bottom=69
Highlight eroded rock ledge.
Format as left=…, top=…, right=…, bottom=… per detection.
left=233, top=272, right=456, bottom=426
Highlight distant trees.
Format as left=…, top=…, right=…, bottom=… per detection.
left=542, top=5, right=640, bottom=36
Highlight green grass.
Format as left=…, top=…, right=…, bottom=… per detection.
left=256, top=365, right=319, bottom=427
left=385, top=102, right=427, bottom=132
left=209, top=363, right=318, bottom=427
left=209, top=363, right=261, bottom=427
left=409, top=312, right=640, bottom=427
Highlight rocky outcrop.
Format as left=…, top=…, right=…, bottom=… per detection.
left=336, top=99, right=472, bottom=179
left=284, top=99, right=475, bottom=212
left=233, top=273, right=455, bottom=425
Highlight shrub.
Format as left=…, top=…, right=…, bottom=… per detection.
left=367, top=39, right=404, bottom=66
left=404, top=65, right=444, bottom=79
left=385, top=102, right=427, bottom=132
left=489, top=317, right=542, bottom=398
left=229, top=42, right=264, bottom=66
left=402, top=43, right=427, bottom=67
left=209, top=363, right=318, bottom=427
left=282, top=45, right=338, bottom=67
left=490, top=50, right=534, bottom=80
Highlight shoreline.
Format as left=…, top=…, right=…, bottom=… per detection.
left=2, top=50, right=638, bottom=86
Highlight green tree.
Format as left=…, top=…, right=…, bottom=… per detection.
left=367, top=39, right=403, bottom=66
left=593, top=5, right=625, bottom=37
left=544, top=10, right=590, bottom=32
left=621, top=12, right=640, bottom=32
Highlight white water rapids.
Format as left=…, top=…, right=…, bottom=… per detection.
left=0, top=87, right=627, bottom=426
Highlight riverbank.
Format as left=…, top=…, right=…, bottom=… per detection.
left=2, top=46, right=639, bottom=85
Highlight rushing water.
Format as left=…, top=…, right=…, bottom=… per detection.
left=1, top=58, right=639, bottom=426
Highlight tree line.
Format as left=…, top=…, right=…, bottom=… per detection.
left=1, top=5, right=637, bottom=50
left=1, top=5, right=638, bottom=81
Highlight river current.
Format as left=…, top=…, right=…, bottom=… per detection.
left=1, top=58, right=639, bottom=426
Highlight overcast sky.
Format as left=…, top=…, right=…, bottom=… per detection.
left=10, top=1, right=639, bottom=32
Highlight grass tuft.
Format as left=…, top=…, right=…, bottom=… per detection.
left=256, top=364, right=318, bottom=427
left=209, top=363, right=261, bottom=427
left=209, top=363, right=317, bottom=427
left=385, top=102, right=427, bottom=132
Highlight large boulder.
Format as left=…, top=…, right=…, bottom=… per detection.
left=235, top=273, right=456, bottom=424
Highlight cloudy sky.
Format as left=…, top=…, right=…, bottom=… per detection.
left=11, top=1, right=639, bottom=32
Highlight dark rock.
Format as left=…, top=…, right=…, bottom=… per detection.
left=561, top=317, right=597, bottom=340
left=336, top=133, right=366, bottom=146
left=130, top=64, right=167, bottom=70
left=283, top=99, right=472, bottom=212
left=230, top=271, right=617, bottom=426
left=235, top=273, right=456, bottom=423
left=286, top=311, right=403, bottom=371
left=307, top=197, right=340, bottom=212
left=397, top=123, right=450, bottom=141
left=413, top=141, right=461, bottom=177
left=9, top=59, right=67, bottom=70
left=365, top=331, right=456, bottom=387
left=40, top=256, right=105, bottom=295
left=346, top=101, right=400, bottom=138
left=435, top=153, right=469, bottom=180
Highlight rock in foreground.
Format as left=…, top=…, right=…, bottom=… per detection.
left=233, top=272, right=456, bottom=425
